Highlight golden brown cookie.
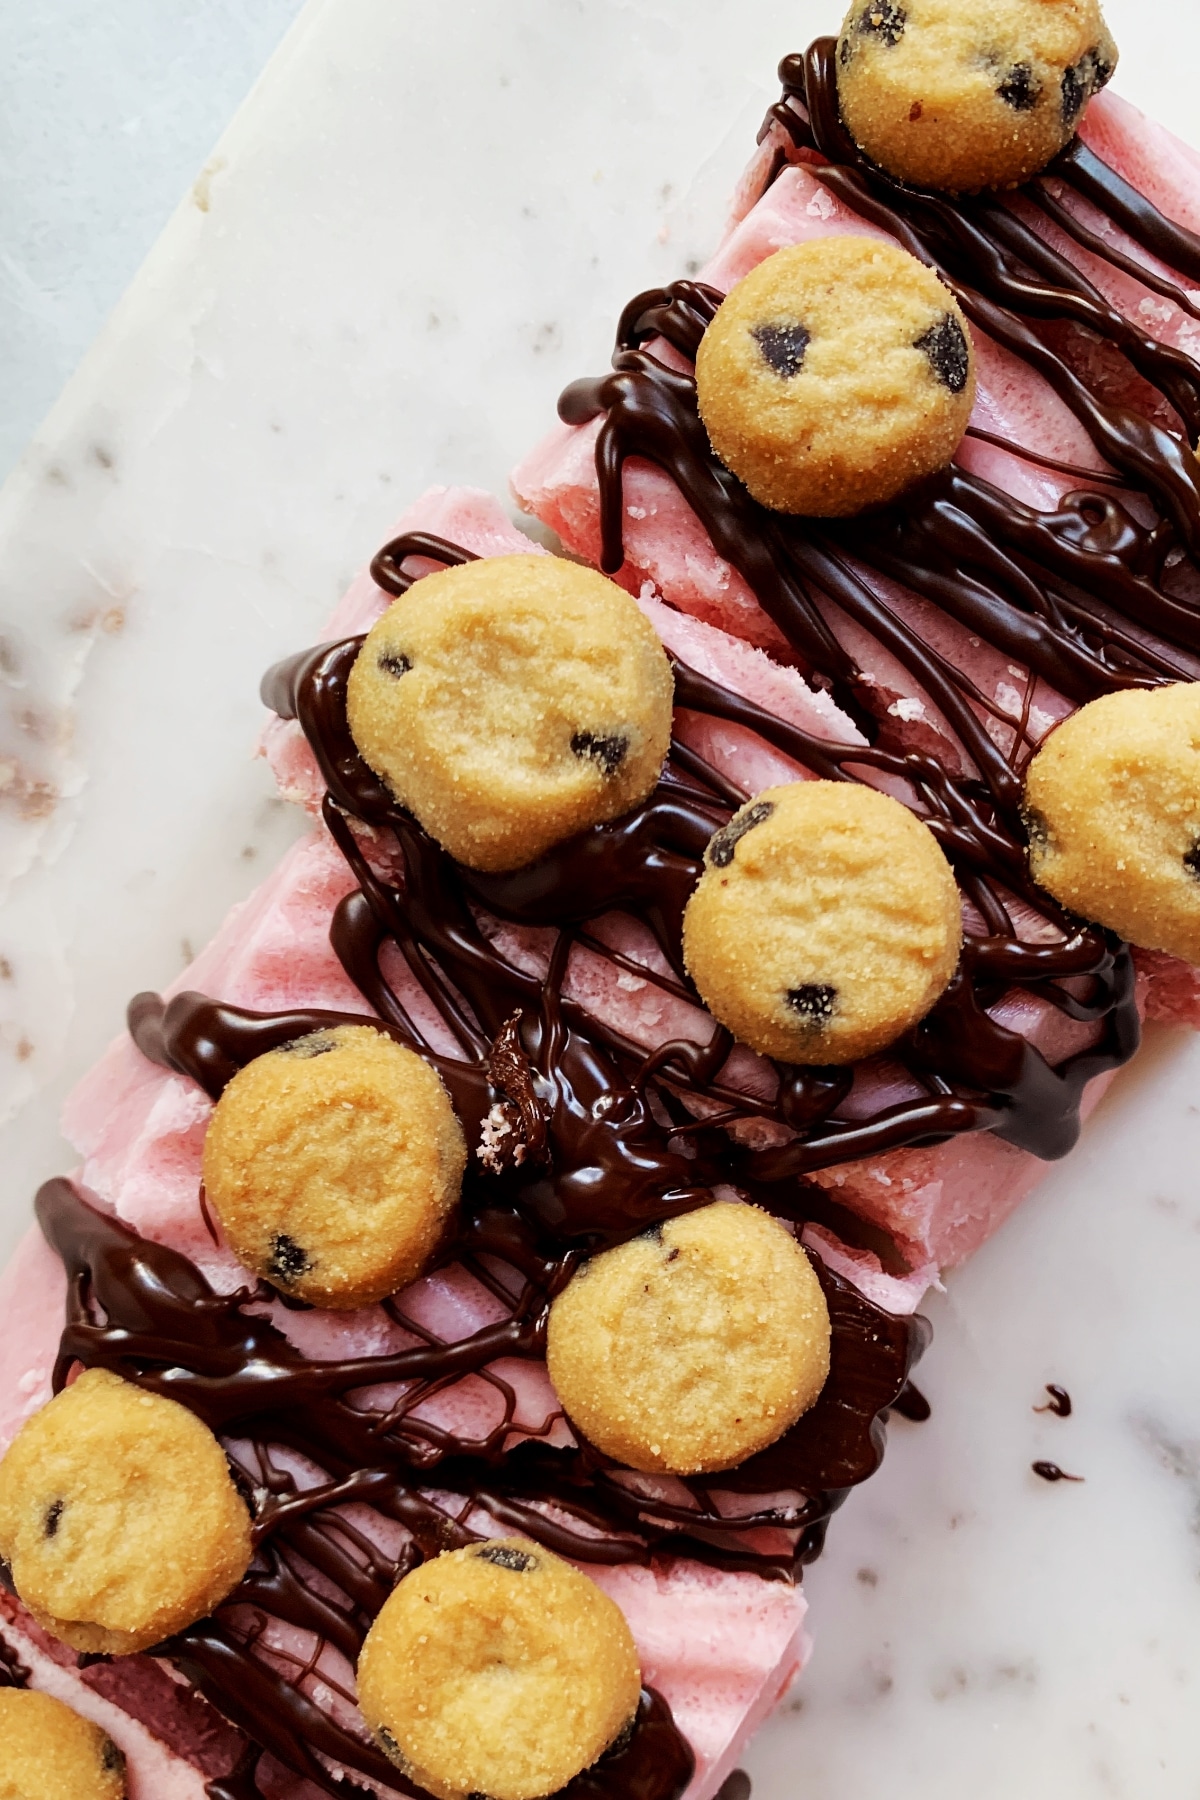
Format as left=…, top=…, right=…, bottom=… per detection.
left=1024, top=682, right=1200, bottom=962
left=346, top=555, right=674, bottom=872
left=695, top=238, right=975, bottom=517
left=357, top=1539, right=641, bottom=1800
left=546, top=1201, right=831, bottom=1476
left=0, top=1368, right=251, bottom=1657
left=202, top=1025, right=466, bottom=1309
left=0, top=1689, right=126, bottom=1800
left=836, top=0, right=1118, bottom=193
left=682, top=781, right=962, bottom=1064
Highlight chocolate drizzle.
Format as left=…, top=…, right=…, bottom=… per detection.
left=31, top=35, right=1200, bottom=1800
left=1032, top=1461, right=1084, bottom=1483
left=889, top=1381, right=932, bottom=1423
left=0, top=1632, right=27, bottom=1690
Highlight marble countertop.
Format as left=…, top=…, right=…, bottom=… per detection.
left=0, top=0, right=306, bottom=484
left=2, top=2, right=1199, bottom=1794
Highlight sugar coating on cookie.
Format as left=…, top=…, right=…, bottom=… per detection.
left=202, top=1025, right=467, bottom=1309
left=682, top=782, right=963, bottom=1064
left=1024, top=683, right=1200, bottom=962
left=546, top=1201, right=831, bottom=1476
left=346, top=555, right=674, bottom=872
left=357, top=1539, right=641, bottom=1800
left=0, top=1368, right=251, bottom=1656
left=836, top=0, right=1118, bottom=193
left=0, top=1689, right=126, bottom=1800
left=695, top=239, right=975, bottom=517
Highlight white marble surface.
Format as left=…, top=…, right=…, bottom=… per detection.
left=0, top=0, right=306, bottom=483
left=2, top=1, right=1200, bottom=1793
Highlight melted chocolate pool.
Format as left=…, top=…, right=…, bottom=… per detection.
left=29, top=36, right=1200, bottom=1800
left=1032, top=1461, right=1085, bottom=1484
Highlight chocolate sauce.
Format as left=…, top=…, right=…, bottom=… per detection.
left=1032, top=1461, right=1084, bottom=1483
left=34, top=34, right=1200, bottom=1799
left=205, top=1747, right=266, bottom=1800
left=890, top=1381, right=932, bottom=1423
left=1035, top=1383, right=1073, bottom=1417
left=0, top=1633, right=27, bottom=1690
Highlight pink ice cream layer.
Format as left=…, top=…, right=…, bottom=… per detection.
left=2, top=820, right=808, bottom=1800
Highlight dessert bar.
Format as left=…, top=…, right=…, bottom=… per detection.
left=3, top=4, right=1200, bottom=1796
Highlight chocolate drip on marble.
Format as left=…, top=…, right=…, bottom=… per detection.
left=890, top=1381, right=932, bottom=1423
left=1032, top=1461, right=1085, bottom=1483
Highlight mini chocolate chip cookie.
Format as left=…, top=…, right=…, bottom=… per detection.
left=358, top=1539, right=641, bottom=1800
left=1024, top=682, right=1200, bottom=962
left=695, top=238, right=975, bottom=516
left=0, top=1689, right=126, bottom=1799
left=0, top=1368, right=251, bottom=1656
left=682, top=781, right=963, bottom=1063
left=346, top=555, right=674, bottom=871
left=836, top=0, right=1118, bottom=192
left=202, top=1024, right=467, bottom=1310
left=546, top=1200, right=831, bottom=1476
